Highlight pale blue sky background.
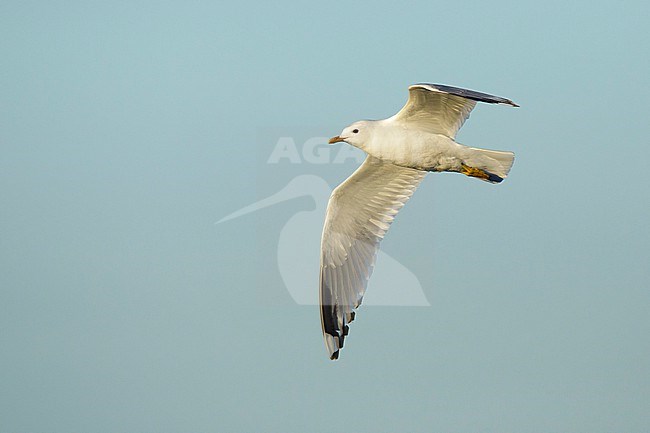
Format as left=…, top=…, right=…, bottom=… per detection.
left=1, top=1, right=649, bottom=432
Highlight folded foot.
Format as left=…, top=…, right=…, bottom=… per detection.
left=460, top=164, right=503, bottom=183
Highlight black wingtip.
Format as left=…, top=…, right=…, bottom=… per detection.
left=414, top=83, right=520, bottom=108
left=487, top=172, right=504, bottom=183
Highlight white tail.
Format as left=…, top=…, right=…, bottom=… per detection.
left=462, top=147, right=515, bottom=183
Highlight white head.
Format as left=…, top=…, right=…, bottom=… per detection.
left=328, top=120, right=374, bottom=150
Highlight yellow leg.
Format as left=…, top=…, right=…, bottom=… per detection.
left=461, top=163, right=490, bottom=180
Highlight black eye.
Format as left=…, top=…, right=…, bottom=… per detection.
left=352, top=129, right=359, bottom=133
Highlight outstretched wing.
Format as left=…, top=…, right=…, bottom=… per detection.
left=320, top=156, right=427, bottom=360
left=392, top=83, right=519, bottom=138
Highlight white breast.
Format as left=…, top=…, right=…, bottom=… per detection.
left=364, top=120, right=461, bottom=171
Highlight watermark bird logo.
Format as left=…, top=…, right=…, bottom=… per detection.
left=216, top=133, right=430, bottom=306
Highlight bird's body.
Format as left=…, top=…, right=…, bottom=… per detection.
left=350, top=119, right=476, bottom=173
left=320, top=83, right=519, bottom=360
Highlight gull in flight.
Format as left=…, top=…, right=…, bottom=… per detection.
left=321, top=83, right=519, bottom=360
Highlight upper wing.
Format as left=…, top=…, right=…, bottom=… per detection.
left=320, top=156, right=427, bottom=360
left=392, top=83, right=519, bottom=138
